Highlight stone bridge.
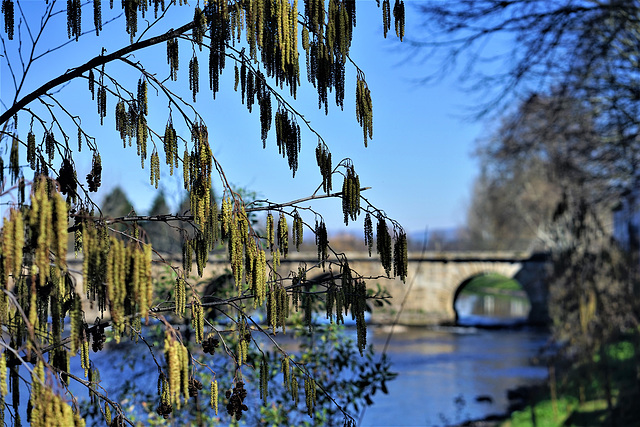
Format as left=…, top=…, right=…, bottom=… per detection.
left=71, top=250, right=551, bottom=326
left=200, top=250, right=551, bottom=327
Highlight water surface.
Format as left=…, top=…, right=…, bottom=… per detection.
left=360, top=327, right=548, bottom=426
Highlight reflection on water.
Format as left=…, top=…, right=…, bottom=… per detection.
left=456, top=293, right=531, bottom=326
left=360, top=327, right=548, bottom=426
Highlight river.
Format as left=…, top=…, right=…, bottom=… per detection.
left=56, top=291, right=548, bottom=426
left=360, top=326, right=549, bottom=426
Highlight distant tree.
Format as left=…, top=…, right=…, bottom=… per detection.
left=416, top=1, right=640, bottom=197
left=143, top=191, right=183, bottom=254
left=0, top=1, right=408, bottom=426
left=465, top=93, right=610, bottom=250
left=101, top=186, right=135, bottom=218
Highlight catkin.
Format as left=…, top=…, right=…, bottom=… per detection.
left=167, top=38, right=179, bottom=81
left=189, top=55, right=200, bottom=102
left=191, top=294, right=204, bottom=344
left=376, top=215, right=392, bottom=276
left=281, top=356, right=290, bottom=391
left=293, top=212, right=303, bottom=251
left=2, top=0, right=13, bottom=40
left=356, top=75, right=373, bottom=146
left=277, top=214, right=289, bottom=258
left=304, top=376, right=316, bottom=417
left=175, top=277, right=186, bottom=316
left=0, top=352, right=6, bottom=397
left=393, top=0, right=405, bottom=41
left=211, top=380, right=218, bottom=414
left=27, top=131, right=36, bottom=169
left=364, top=213, right=373, bottom=256
left=393, top=230, right=408, bottom=282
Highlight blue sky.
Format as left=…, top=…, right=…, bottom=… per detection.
left=1, top=1, right=487, bottom=235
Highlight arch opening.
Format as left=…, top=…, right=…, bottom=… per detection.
left=453, top=272, right=531, bottom=327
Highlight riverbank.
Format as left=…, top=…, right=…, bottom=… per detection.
left=458, top=335, right=640, bottom=427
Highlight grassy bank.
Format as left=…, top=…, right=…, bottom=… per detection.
left=462, top=273, right=526, bottom=299
left=500, top=338, right=640, bottom=426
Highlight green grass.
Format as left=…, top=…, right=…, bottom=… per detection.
left=461, top=273, right=523, bottom=295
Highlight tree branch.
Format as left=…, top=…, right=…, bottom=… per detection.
left=0, top=21, right=196, bottom=127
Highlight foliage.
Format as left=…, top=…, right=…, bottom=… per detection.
left=500, top=336, right=640, bottom=427
left=464, top=93, right=608, bottom=251
left=415, top=6, right=640, bottom=424
left=0, top=0, right=409, bottom=425
left=257, top=322, right=396, bottom=427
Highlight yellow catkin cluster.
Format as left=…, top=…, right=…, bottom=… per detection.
left=0, top=351, right=7, bottom=397
left=1, top=208, right=23, bottom=284
left=341, top=165, right=360, bottom=225
left=164, top=332, right=189, bottom=409
left=291, top=374, right=299, bottom=405
left=393, top=0, right=405, bottom=41
left=150, top=150, right=160, bottom=188
left=223, top=201, right=250, bottom=290
left=266, top=212, right=275, bottom=251
left=182, top=148, right=190, bottom=189
left=115, top=100, right=127, bottom=145
left=27, top=179, right=68, bottom=286
left=315, top=142, right=333, bottom=194
left=277, top=214, right=288, bottom=257
left=356, top=75, right=373, bottom=147
left=163, top=120, right=179, bottom=176
left=210, top=379, right=218, bottom=414
left=193, top=7, right=207, bottom=47
left=29, top=361, right=85, bottom=427
left=104, top=403, right=111, bottom=424
left=259, top=356, right=269, bottom=404
left=293, top=212, right=304, bottom=251
left=382, top=0, right=391, bottom=38
left=252, top=247, right=267, bottom=307
left=268, top=284, right=289, bottom=334
left=304, top=375, right=317, bottom=417
left=174, top=276, right=186, bottom=317
left=103, top=237, right=152, bottom=330
left=69, top=294, right=83, bottom=354
left=81, top=339, right=90, bottom=377
left=236, top=318, right=250, bottom=366
left=191, top=294, right=204, bottom=344
left=136, top=113, right=148, bottom=168
left=281, top=356, right=291, bottom=391
left=187, top=123, right=213, bottom=232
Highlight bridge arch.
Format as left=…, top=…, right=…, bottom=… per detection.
left=446, top=262, right=522, bottom=324
left=452, top=272, right=531, bottom=325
